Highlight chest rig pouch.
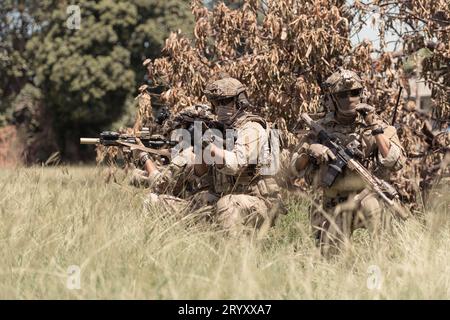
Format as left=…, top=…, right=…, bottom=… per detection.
left=211, top=164, right=280, bottom=199
left=211, top=164, right=257, bottom=194
left=210, top=112, right=281, bottom=197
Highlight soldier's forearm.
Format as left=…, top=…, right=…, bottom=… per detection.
left=144, top=158, right=158, bottom=175
left=374, top=134, right=391, bottom=158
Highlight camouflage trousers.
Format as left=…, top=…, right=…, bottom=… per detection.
left=215, top=194, right=284, bottom=238
left=129, top=169, right=152, bottom=188
left=143, top=190, right=218, bottom=224
left=143, top=191, right=284, bottom=237
left=311, top=188, right=393, bottom=256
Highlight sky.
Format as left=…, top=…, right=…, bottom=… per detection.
left=348, top=0, right=403, bottom=54
left=351, top=14, right=401, bottom=54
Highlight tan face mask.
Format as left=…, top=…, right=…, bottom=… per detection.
left=215, top=100, right=237, bottom=125
left=333, top=91, right=361, bottom=124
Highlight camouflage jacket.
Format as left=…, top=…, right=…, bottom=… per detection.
left=142, top=147, right=210, bottom=198
left=205, top=112, right=280, bottom=198
left=290, top=112, right=406, bottom=198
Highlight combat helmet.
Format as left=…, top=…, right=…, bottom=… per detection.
left=163, top=104, right=214, bottom=132
left=204, top=77, right=247, bottom=100
left=174, top=104, right=214, bottom=122
left=324, top=68, right=364, bottom=94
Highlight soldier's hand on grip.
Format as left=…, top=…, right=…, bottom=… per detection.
left=355, top=103, right=375, bottom=115
left=307, top=143, right=337, bottom=164
left=355, top=103, right=376, bottom=125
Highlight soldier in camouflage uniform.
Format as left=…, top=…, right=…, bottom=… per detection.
left=128, top=82, right=173, bottom=188
left=290, top=68, right=406, bottom=255
left=196, top=77, right=285, bottom=237
left=131, top=105, right=216, bottom=218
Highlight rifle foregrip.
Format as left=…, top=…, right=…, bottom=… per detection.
left=80, top=138, right=100, bottom=144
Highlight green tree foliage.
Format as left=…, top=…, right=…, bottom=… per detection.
left=0, top=1, right=40, bottom=125
left=130, top=0, right=194, bottom=81
left=1, top=0, right=193, bottom=161
left=27, top=1, right=137, bottom=129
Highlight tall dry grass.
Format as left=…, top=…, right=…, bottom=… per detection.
left=0, top=166, right=449, bottom=299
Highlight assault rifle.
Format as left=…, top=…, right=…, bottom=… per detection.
left=301, top=113, right=408, bottom=219
left=170, top=104, right=226, bottom=147
left=80, top=127, right=176, bottom=159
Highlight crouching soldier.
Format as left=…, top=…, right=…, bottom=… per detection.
left=290, top=68, right=407, bottom=255
left=195, top=77, right=286, bottom=237
left=132, top=105, right=216, bottom=220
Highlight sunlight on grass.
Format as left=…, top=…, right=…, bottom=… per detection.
left=0, top=166, right=448, bottom=299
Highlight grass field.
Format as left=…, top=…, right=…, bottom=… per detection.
left=0, top=166, right=449, bottom=299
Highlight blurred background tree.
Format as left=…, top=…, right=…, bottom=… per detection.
left=1, top=0, right=447, bottom=165
left=0, top=0, right=193, bottom=162
left=0, top=1, right=39, bottom=126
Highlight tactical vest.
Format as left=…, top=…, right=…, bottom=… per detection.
left=315, top=112, right=403, bottom=198
left=210, top=113, right=280, bottom=198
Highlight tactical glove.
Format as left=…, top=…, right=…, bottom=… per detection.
left=355, top=103, right=375, bottom=116
left=355, top=103, right=381, bottom=126
left=307, top=143, right=337, bottom=163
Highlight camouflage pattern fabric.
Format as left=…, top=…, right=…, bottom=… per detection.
left=204, top=77, right=247, bottom=100
left=324, top=69, right=364, bottom=94
left=202, top=112, right=286, bottom=237
left=290, top=111, right=406, bottom=254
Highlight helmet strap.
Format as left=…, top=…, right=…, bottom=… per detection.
left=227, top=97, right=245, bottom=126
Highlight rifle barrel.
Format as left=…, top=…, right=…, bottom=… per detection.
left=80, top=138, right=100, bottom=144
